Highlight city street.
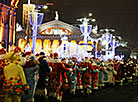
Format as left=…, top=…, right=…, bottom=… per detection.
left=64, top=82, right=138, bottom=102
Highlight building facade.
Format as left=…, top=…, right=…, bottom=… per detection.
left=0, top=0, right=19, bottom=51
left=16, top=19, right=102, bottom=55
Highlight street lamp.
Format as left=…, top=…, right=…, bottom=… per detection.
left=100, top=28, right=115, bottom=58
left=29, top=5, right=46, bottom=54
left=77, top=14, right=96, bottom=57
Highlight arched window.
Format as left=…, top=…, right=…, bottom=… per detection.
left=43, top=39, right=51, bottom=55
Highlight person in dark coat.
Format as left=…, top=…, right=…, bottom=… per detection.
left=35, top=52, right=52, bottom=102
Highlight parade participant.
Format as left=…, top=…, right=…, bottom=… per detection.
left=80, top=57, right=94, bottom=96
left=47, top=53, right=72, bottom=102
left=106, top=61, right=117, bottom=87
left=0, top=46, right=7, bottom=102
left=70, top=57, right=83, bottom=95
left=22, top=52, right=39, bottom=102
left=98, top=61, right=107, bottom=89
left=67, top=59, right=85, bottom=97
left=115, top=60, right=125, bottom=86
left=125, top=59, right=135, bottom=83
left=92, top=58, right=100, bottom=90
left=2, top=47, right=29, bottom=102
left=35, top=52, right=51, bottom=102
left=61, top=58, right=69, bottom=92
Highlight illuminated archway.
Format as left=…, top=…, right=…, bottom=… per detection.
left=18, top=38, right=25, bottom=52
left=43, top=39, right=51, bottom=55
left=40, top=27, right=73, bottom=35
left=52, top=40, right=59, bottom=52
left=35, top=39, right=42, bottom=52
left=70, top=40, right=77, bottom=44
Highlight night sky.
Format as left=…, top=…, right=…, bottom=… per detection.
left=16, top=0, right=138, bottom=48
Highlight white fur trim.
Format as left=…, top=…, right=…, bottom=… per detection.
left=49, top=67, right=52, bottom=72
left=0, top=54, right=5, bottom=60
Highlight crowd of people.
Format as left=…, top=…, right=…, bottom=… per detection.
left=0, top=46, right=138, bottom=102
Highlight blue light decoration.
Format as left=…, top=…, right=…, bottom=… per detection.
left=29, top=10, right=44, bottom=53
left=92, top=41, right=96, bottom=55
left=80, top=26, right=85, bottom=34
left=110, top=40, right=119, bottom=56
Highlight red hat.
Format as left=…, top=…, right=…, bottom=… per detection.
left=50, top=53, right=53, bottom=58
left=0, top=48, right=6, bottom=55
left=14, top=47, right=22, bottom=53
left=72, top=57, right=77, bottom=60
left=25, top=52, right=31, bottom=55
left=35, top=53, right=39, bottom=56
left=61, top=58, right=66, bottom=61
left=108, top=59, right=112, bottom=62
left=85, top=57, right=88, bottom=59
left=54, top=53, right=58, bottom=58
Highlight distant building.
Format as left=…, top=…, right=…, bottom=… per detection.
left=0, top=0, right=19, bottom=51
left=16, top=20, right=102, bottom=54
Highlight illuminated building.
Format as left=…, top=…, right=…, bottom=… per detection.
left=16, top=19, right=102, bottom=55
left=0, top=0, right=19, bottom=51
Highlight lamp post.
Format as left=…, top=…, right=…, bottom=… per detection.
left=77, top=16, right=96, bottom=57
left=29, top=5, right=45, bottom=53
left=100, top=28, right=115, bottom=58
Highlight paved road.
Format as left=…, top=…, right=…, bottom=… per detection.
left=63, top=82, right=138, bottom=102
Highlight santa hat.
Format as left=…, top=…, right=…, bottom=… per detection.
left=14, top=47, right=22, bottom=53
left=25, top=52, right=31, bottom=55
left=0, top=47, right=6, bottom=60
left=54, top=52, right=58, bottom=58
left=61, top=58, right=66, bottom=63
left=50, top=53, right=53, bottom=58
left=83, top=57, right=90, bottom=63
left=35, top=53, right=39, bottom=56
left=108, top=59, right=112, bottom=62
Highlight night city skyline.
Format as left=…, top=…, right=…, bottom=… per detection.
left=17, top=0, right=138, bottom=48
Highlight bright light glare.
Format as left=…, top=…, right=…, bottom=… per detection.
left=43, top=5, right=48, bottom=9
left=92, top=19, right=96, bottom=22
left=102, top=41, right=106, bottom=45
left=89, top=13, right=92, bottom=16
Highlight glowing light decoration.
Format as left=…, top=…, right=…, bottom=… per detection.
left=18, top=38, right=25, bottom=52
left=43, top=40, right=51, bottom=55
left=100, top=28, right=115, bottom=60
left=52, top=40, right=59, bottom=52
left=110, top=36, right=119, bottom=56
left=29, top=10, right=44, bottom=53
left=40, top=27, right=73, bottom=35
left=11, top=0, right=19, bottom=8
left=78, top=17, right=93, bottom=57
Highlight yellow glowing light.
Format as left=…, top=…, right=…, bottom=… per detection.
left=70, top=40, right=77, bottom=44
left=87, top=41, right=93, bottom=51
left=52, top=40, right=59, bottom=52
left=43, top=39, right=51, bottom=55
left=35, top=39, right=42, bottom=52
left=0, top=44, right=2, bottom=49
left=43, top=5, right=48, bottom=9
left=79, top=41, right=84, bottom=50
left=11, top=0, right=19, bottom=8
left=0, top=27, right=3, bottom=42
left=18, top=38, right=25, bottom=52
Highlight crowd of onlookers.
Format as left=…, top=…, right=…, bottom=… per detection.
left=0, top=47, right=138, bottom=102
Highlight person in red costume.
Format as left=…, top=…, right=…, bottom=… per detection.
left=47, top=53, right=72, bottom=102
left=92, top=58, right=100, bottom=90
left=81, top=57, right=94, bottom=96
